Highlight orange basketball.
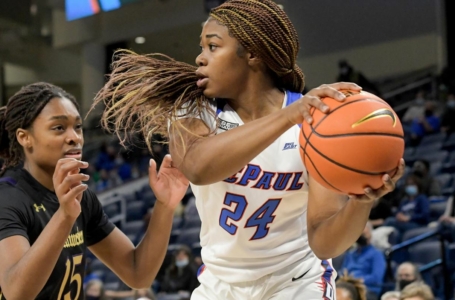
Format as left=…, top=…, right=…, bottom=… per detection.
left=299, top=90, right=404, bottom=195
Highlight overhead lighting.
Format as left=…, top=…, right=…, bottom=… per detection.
left=135, top=37, right=146, bottom=44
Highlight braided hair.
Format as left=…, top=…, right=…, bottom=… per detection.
left=0, top=82, right=79, bottom=175
left=92, top=0, right=305, bottom=151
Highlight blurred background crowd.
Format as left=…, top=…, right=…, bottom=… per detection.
left=1, top=0, right=455, bottom=299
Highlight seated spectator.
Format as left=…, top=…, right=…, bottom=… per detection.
left=336, top=270, right=368, bottom=300
left=160, top=245, right=198, bottom=297
left=399, top=282, right=434, bottom=300
left=410, top=101, right=440, bottom=146
left=391, top=160, right=440, bottom=208
left=395, top=262, right=422, bottom=291
left=384, top=175, right=430, bottom=242
left=402, top=90, right=427, bottom=123
left=411, top=160, right=441, bottom=197
left=117, top=151, right=133, bottom=182
left=85, top=279, right=107, bottom=300
left=369, top=198, right=393, bottom=228
left=440, top=93, right=455, bottom=134
left=95, top=143, right=117, bottom=172
left=340, top=222, right=386, bottom=300
left=435, top=194, right=455, bottom=242
left=381, top=291, right=400, bottom=300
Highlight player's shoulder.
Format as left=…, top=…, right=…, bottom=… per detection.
left=81, top=188, right=100, bottom=206
left=0, top=177, right=32, bottom=209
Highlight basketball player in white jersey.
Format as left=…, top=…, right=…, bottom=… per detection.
left=94, top=1, right=404, bottom=299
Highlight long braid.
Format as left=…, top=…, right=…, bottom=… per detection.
left=0, top=82, right=78, bottom=175
left=94, top=0, right=305, bottom=149
left=91, top=51, right=214, bottom=151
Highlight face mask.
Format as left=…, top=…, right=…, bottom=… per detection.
left=405, top=185, right=418, bottom=196
left=399, top=279, right=415, bottom=290
left=356, top=235, right=368, bottom=246
left=424, top=109, right=433, bottom=117
left=176, top=259, right=189, bottom=268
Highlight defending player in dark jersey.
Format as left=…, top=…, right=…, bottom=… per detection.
left=0, top=82, right=189, bottom=299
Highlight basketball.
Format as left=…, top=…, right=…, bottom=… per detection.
left=299, top=90, right=404, bottom=195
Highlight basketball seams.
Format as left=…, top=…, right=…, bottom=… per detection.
left=309, top=131, right=404, bottom=139
left=309, top=97, right=388, bottom=133
left=299, top=145, right=343, bottom=193
left=303, top=133, right=398, bottom=175
left=299, top=94, right=403, bottom=194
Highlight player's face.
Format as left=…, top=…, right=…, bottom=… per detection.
left=195, top=18, right=251, bottom=99
left=25, top=97, right=83, bottom=171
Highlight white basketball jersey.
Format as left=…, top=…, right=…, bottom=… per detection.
left=191, top=90, right=319, bottom=283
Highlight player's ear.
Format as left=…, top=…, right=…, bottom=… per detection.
left=16, top=128, right=32, bottom=150
left=246, top=50, right=264, bottom=72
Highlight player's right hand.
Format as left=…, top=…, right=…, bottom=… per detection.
left=53, top=158, right=90, bottom=220
left=284, top=82, right=362, bottom=125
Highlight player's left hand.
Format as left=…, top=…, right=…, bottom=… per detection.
left=302, top=82, right=362, bottom=124
left=349, top=158, right=405, bottom=202
left=148, top=154, right=189, bottom=210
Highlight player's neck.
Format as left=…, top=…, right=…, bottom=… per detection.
left=23, top=161, right=55, bottom=191
left=227, top=80, right=284, bottom=123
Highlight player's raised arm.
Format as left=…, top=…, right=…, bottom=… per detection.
left=88, top=155, right=189, bottom=289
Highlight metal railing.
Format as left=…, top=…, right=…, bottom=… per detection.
left=384, top=229, right=451, bottom=300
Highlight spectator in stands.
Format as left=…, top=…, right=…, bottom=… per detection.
left=402, top=90, right=427, bottom=124
left=409, top=101, right=440, bottom=146
left=95, top=143, right=117, bottom=172
left=399, top=282, right=434, bottom=300
left=340, top=222, right=386, bottom=300
left=440, top=93, right=455, bottom=134
left=337, top=60, right=380, bottom=95
left=391, top=159, right=440, bottom=209
left=395, top=262, right=422, bottom=291
left=336, top=270, right=368, bottom=300
left=85, top=279, right=107, bottom=300
left=384, top=175, right=430, bottom=242
left=436, top=194, right=455, bottom=242
left=369, top=198, right=393, bottom=228
left=381, top=291, right=400, bottom=300
left=160, top=245, right=198, bottom=297
left=411, top=160, right=441, bottom=197
left=116, top=151, right=133, bottom=182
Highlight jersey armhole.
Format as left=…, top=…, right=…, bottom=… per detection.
left=285, top=90, right=303, bottom=107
